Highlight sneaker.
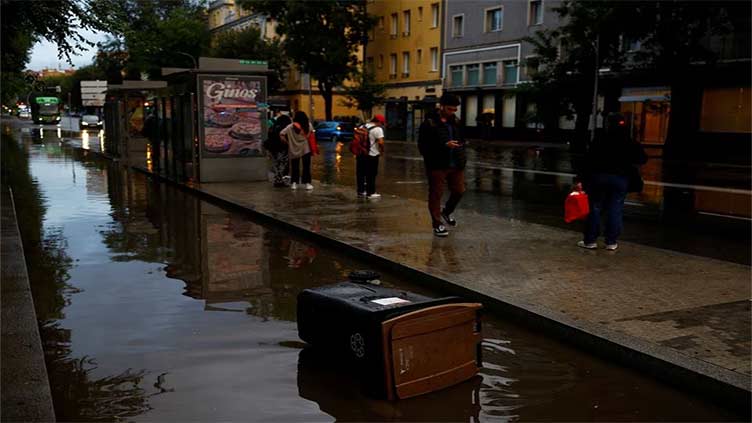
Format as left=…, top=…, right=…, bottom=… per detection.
left=367, top=193, right=381, bottom=199
left=305, top=183, right=314, bottom=191
left=577, top=241, right=597, bottom=249
left=357, top=191, right=367, bottom=197
left=291, top=182, right=298, bottom=190
left=433, top=225, right=449, bottom=237
left=441, top=209, right=457, bottom=227
left=605, top=243, right=618, bottom=251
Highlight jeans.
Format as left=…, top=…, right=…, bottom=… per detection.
left=290, top=153, right=311, bottom=184
left=356, top=155, right=379, bottom=194
left=427, top=168, right=465, bottom=228
left=584, top=173, right=628, bottom=245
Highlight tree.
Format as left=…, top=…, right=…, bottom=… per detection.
left=341, top=70, right=386, bottom=120
left=0, top=0, right=107, bottom=104
left=210, top=26, right=288, bottom=93
left=239, top=0, right=375, bottom=120
left=96, top=0, right=211, bottom=79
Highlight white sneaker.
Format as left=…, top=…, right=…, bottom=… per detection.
left=577, top=241, right=597, bottom=250
left=305, top=183, right=314, bottom=191
left=291, top=182, right=298, bottom=190
left=605, top=243, right=618, bottom=251
left=357, top=191, right=367, bottom=197
left=367, top=193, right=381, bottom=199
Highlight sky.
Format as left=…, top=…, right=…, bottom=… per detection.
left=27, top=28, right=108, bottom=71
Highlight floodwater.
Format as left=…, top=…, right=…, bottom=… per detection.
left=2, top=121, right=743, bottom=421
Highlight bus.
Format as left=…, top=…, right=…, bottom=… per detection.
left=31, top=96, right=61, bottom=124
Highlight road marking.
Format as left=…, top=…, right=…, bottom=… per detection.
left=390, top=155, right=752, bottom=196
left=698, top=212, right=752, bottom=221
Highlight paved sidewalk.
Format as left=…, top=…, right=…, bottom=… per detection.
left=181, top=178, right=751, bottom=389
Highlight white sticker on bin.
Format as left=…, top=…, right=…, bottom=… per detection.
left=371, top=297, right=411, bottom=306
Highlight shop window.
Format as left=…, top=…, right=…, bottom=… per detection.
left=465, top=95, right=478, bottom=127
left=482, top=95, right=496, bottom=125
left=502, top=95, right=516, bottom=127
left=700, top=87, right=751, bottom=133
left=467, top=64, right=480, bottom=85
left=483, top=62, right=497, bottom=85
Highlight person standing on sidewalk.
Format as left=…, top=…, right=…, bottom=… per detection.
left=266, top=111, right=292, bottom=187
left=418, top=94, right=466, bottom=237
left=356, top=114, right=386, bottom=199
left=280, top=111, right=317, bottom=191
left=575, top=113, right=647, bottom=250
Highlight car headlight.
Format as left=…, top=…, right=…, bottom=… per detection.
left=81, top=122, right=88, bottom=126
left=336, top=126, right=341, bottom=130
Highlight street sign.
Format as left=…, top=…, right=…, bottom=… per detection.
left=81, top=80, right=107, bottom=107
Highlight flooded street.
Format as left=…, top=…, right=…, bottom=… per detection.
left=2, top=121, right=743, bottom=421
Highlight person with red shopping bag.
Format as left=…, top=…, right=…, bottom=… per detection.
left=565, top=189, right=589, bottom=223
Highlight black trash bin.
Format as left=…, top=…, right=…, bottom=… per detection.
left=297, top=272, right=482, bottom=400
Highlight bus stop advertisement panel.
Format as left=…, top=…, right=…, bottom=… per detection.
left=197, top=74, right=268, bottom=182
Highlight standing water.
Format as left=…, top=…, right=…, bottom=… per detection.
left=2, top=123, right=742, bottom=421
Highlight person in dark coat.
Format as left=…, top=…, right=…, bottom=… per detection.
left=575, top=113, right=647, bottom=250
left=418, top=93, right=466, bottom=237
left=266, top=111, right=292, bottom=187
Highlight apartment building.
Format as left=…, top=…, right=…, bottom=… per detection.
left=442, top=0, right=561, bottom=140
left=366, top=0, right=444, bottom=140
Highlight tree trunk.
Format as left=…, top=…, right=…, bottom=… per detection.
left=319, top=81, right=333, bottom=121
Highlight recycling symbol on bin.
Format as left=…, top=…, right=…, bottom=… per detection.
left=350, top=333, right=365, bottom=358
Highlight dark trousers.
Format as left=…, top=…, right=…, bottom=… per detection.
left=584, top=173, right=628, bottom=245
left=290, top=153, right=311, bottom=184
left=271, top=150, right=289, bottom=184
left=427, top=168, right=465, bottom=228
left=356, top=155, right=379, bottom=195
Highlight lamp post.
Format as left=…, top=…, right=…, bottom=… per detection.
left=176, top=52, right=198, bottom=69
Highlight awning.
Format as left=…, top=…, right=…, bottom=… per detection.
left=618, top=94, right=670, bottom=102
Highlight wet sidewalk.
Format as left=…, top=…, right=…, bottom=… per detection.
left=167, top=176, right=750, bottom=396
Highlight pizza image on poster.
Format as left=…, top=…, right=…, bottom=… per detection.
left=199, top=75, right=267, bottom=158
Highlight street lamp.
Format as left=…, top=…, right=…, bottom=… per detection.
left=176, top=52, right=198, bottom=69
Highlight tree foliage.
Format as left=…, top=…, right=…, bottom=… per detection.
left=238, top=0, right=375, bottom=120
left=341, top=70, right=386, bottom=120
left=525, top=0, right=740, bottom=150
left=210, top=26, right=288, bottom=92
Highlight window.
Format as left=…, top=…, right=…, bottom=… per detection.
left=529, top=0, right=543, bottom=25
left=366, top=57, right=375, bottom=74
left=465, top=95, right=478, bottom=127
left=450, top=65, right=463, bottom=87
left=452, top=15, right=464, bottom=37
left=403, top=10, right=410, bottom=35
left=482, top=95, right=495, bottom=117
left=467, top=64, right=480, bottom=85
left=417, top=49, right=422, bottom=64
left=369, top=28, right=375, bottom=41
left=524, top=56, right=539, bottom=78
left=378, top=16, right=384, bottom=29
left=430, top=47, right=439, bottom=71
left=701, top=87, right=752, bottom=133
left=483, top=62, right=497, bottom=85
left=503, top=60, right=518, bottom=85
left=402, top=51, right=410, bottom=76
left=418, top=6, right=423, bottom=21
left=431, top=3, right=439, bottom=28
left=485, top=7, right=503, bottom=32
left=390, top=54, right=397, bottom=76
left=390, top=13, right=398, bottom=36
left=378, top=54, right=384, bottom=69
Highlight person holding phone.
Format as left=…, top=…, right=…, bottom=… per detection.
left=418, top=93, right=466, bottom=237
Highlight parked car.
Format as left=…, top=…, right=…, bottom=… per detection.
left=80, top=114, right=103, bottom=129
left=18, top=110, right=31, bottom=119
left=314, top=121, right=355, bottom=143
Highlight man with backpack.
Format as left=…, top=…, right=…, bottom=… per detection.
left=418, top=94, right=466, bottom=237
left=265, top=110, right=292, bottom=187
left=351, top=114, right=386, bottom=198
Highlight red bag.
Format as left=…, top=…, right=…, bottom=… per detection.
left=564, top=190, right=590, bottom=223
left=307, top=130, right=319, bottom=155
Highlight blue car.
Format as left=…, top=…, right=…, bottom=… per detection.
left=314, top=121, right=355, bottom=143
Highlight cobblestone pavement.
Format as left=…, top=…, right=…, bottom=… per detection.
left=195, top=179, right=751, bottom=384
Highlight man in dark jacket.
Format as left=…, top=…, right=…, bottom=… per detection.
left=418, top=93, right=466, bottom=237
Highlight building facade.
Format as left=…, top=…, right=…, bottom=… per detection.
left=442, top=0, right=561, bottom=140
left=366, top=0, right=444, bottom=140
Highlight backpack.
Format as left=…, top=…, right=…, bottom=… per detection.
left=349, top=124, right=376, bottom=156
